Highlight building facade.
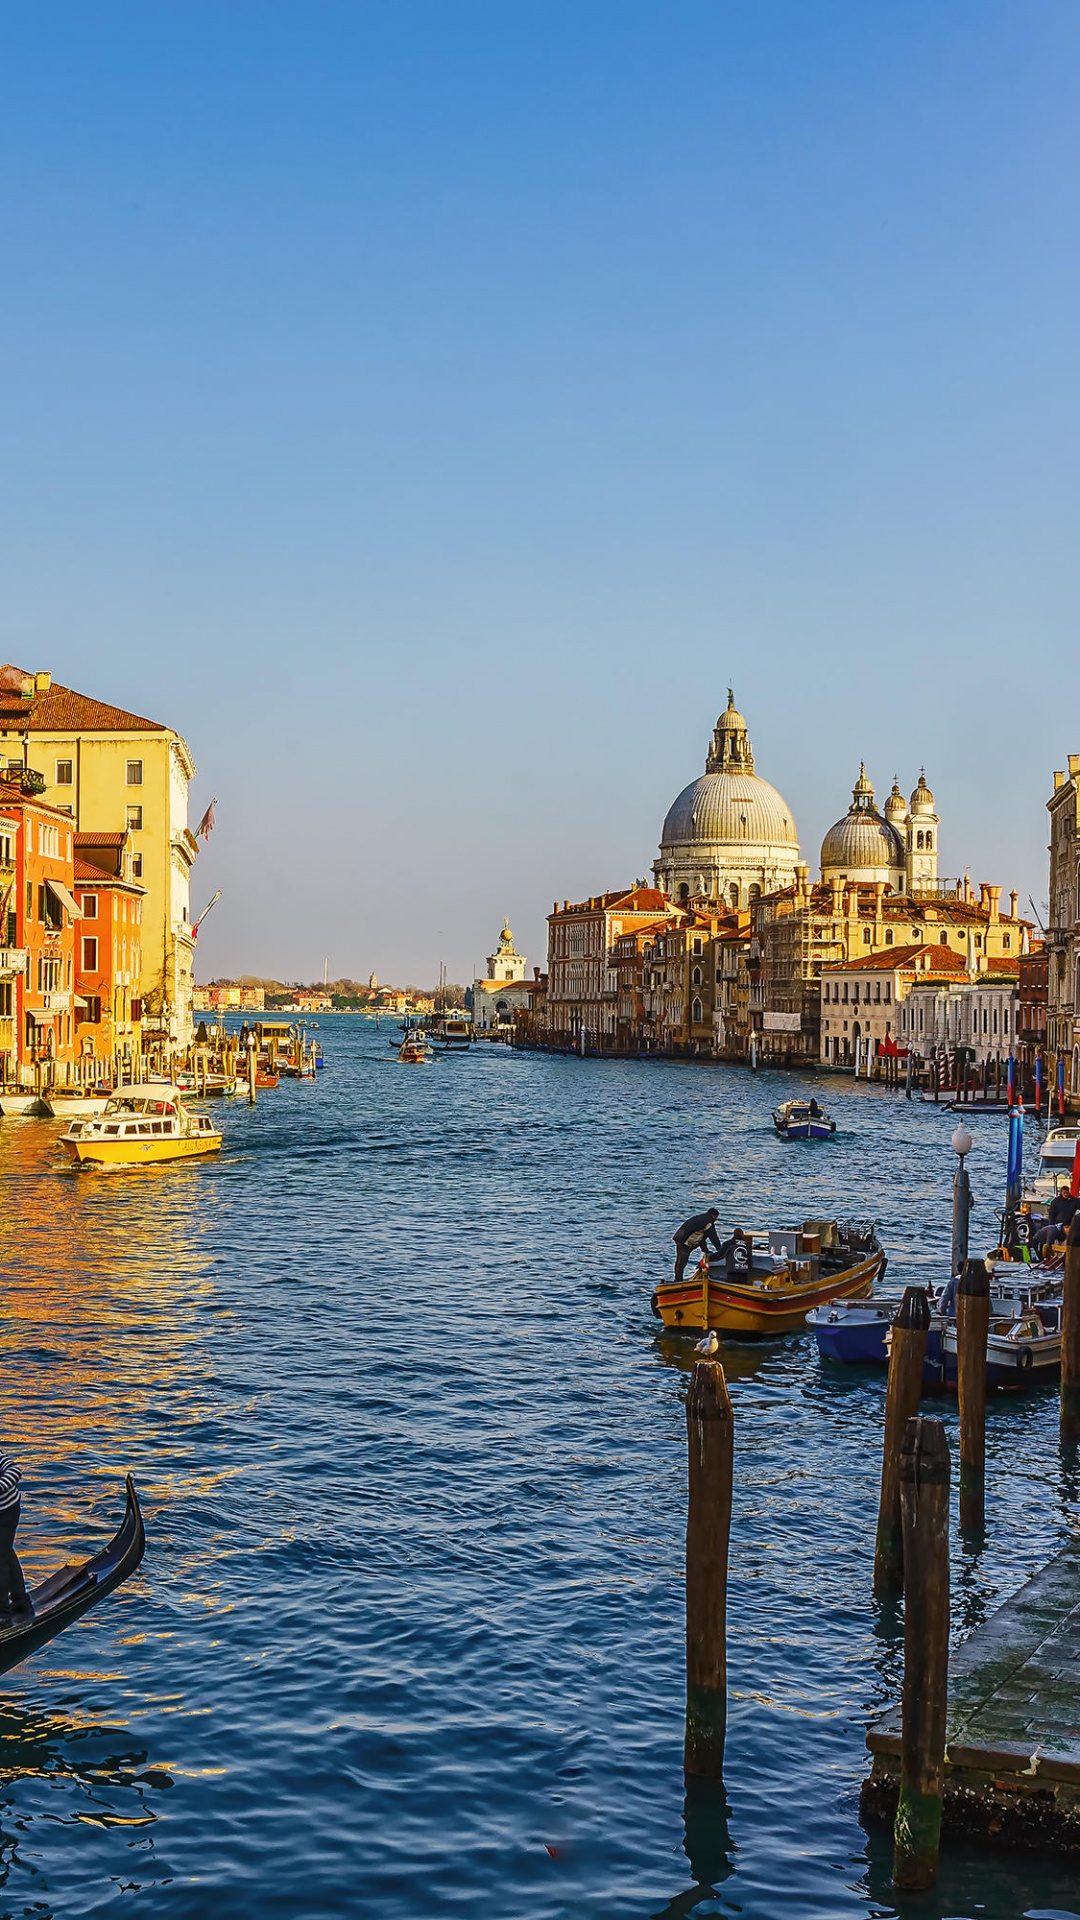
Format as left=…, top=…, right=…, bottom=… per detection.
left=1046, top=755, right=1080, bottom=1092
left=0, top=769, right=80, bottom=1082
left=0, top=665, right=200, bottom=1051
left=546, top=887, right=672, bottom=1043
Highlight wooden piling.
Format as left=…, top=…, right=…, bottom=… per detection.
left=685, top=1360, right=733, bottom=1779
left=956, top=1259, right=990, bottom=1530
left=1061, top=1214, right=1080, bottom=1446
left=248, top=1045, right=257, bottom=1105
left=893, top=1415, right=951, bottom=1892
left=874, top=1286, right=931, bottom=1595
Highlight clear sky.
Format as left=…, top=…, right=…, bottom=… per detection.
left=1, top=3, right=1076, bottom=983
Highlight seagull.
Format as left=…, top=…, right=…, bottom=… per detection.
left=694, top=1330, right=720, bottom=1357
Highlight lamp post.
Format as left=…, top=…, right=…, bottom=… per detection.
left=951, top=1121, right=974, bottom=1277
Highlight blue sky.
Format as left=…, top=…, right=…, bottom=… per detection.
left=1, top=3, right=1076, bottom=982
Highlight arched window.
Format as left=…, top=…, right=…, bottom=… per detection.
left=925, top=832, right=932, bottom=850
left=729, top=884, right=740, bottom=910
left=692, top=997, right=703, bottom=1025
left=692, top=967, right=702, bottom=987
left=862, top=927, right=872, bottom=945
left=748, top=884, right=761, bottom=905
left=885, top=929, right=893, bottom=946
left=679, top=883, right=689, bottom=903
left=917, top=831, right=924, bottom=850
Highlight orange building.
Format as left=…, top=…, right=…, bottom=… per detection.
left=74, top=834, right=144, bottom=1076
left=0, top=767, right=80, bottom=1083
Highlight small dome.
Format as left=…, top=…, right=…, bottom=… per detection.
left=884, top=777, right=907, bottom=823
left=910, top=771, right=935, bottom=814
left=821, top=766, right=905, bottom=875
left=715, top=688, right=746, bottom=733
left=499, top=920, right=514, bottom=946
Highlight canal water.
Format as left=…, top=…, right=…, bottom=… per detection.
left=0, top=1017, right=1076, bottom=1920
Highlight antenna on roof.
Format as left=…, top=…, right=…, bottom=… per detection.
left=1028, top=895, right=1047, bottom=936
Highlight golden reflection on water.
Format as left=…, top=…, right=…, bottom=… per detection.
left=0, top=1116, right=218, bottom=1580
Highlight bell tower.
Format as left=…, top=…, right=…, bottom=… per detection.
left=907, top=773, right=939, bottom=890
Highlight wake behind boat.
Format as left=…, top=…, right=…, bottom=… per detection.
left=651, top=1219, right=884, bottom=1335
left=0, top=1477, right=145, bottom=1678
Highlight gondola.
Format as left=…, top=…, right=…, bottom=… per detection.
left=0, top=1476, right=145, bottom=1678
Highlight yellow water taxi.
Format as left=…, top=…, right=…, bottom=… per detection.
left=651, top=1219, right=885, bottom=1336
left=61, top=1085, right=222, bottom=1167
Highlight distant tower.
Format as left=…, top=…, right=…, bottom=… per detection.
left=907, top=773, right=939, bottom=891
left=487, top=919, right=527, bottom=983
left=368, top=971, right=378, bottom=990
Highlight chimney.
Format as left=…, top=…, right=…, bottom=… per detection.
left=986, top=885, right=1001, bottom=924
left=830, top=876, right=842, bottom=915
left=1054, top=771, right=1066, bottom=791
left=1070, top=754, right=1080, bottom=780
left=979, top=883, right=990, bottom=911
left=1010, top=890, right=1018, bottom=919
left=846, top=883, right=858, bottom=920
left=873, top=881, right=885, bottom=919
left=33, top=671, right=51, bottom=692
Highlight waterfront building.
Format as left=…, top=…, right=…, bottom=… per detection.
left=1017, top=947, right=1048, bottom=1068
left=546, top=886, right=672, bottom=1044
left=1046, top=755, right=1080, bottom=1093
left=0, top=767, right=79, bottom=1082
left=638, top=908, right=740, bottom=1052
left=653, top=692, right=800, bottom=908
left=472, top=921, right=530, bottom=1032
left=820, top=944, right=968, bottom=1066
left=73, top=840, right=144, bottom=1076
left=0, top=664, right=200, bottom=1051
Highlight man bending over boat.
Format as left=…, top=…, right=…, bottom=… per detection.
left=0, top=1449, right=31, bottom=1624
left=673, top=1209, right=723, bottom=1282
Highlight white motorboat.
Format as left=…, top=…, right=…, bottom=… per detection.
left=0, top=1089, right=46, bottom=1116
left=941, top=1301, right=1061, bottom=1389
left=1020, top=1124, right=1080, bottom=1216
left=41, top=1089, right=111, bottom=1120
left=62, top=1085, right=223, bottom=1166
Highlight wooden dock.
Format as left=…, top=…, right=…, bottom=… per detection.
left=862, top=1534, right=1080, bottom=1855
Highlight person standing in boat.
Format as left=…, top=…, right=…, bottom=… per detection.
left=1034, top=1185, right=1080, bottom=1257
left=0, top=1448, right=31, bottom=1623
left=673, top=1208, right=723, bottom=1281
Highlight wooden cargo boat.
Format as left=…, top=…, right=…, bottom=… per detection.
left=651, top=1220, right=884, bottom=1335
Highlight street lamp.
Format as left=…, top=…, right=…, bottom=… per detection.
left=951, top=1122, right=974, bottom=1275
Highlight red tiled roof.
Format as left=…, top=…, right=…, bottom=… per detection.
left=0, top=666, right=165, bottom=732
left=980, top=956, right=1021, bottom=976
left=75, top=831, right=127, bottom=848
left=823, top=942, right=969, bottom=975
left=73, top=858, right=143, bottom=892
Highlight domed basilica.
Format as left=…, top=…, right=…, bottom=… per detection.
left=652, top=693, right=941, bottom=908
left=653, top=692, right=801, bottom=907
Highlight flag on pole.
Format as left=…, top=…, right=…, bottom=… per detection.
left=196, top=798, right=217, bottom=843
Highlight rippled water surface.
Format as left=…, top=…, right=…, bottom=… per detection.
left=0, top=1018, right=1077, bottom=1919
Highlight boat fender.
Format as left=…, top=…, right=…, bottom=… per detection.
left=650, top=1292, right=660, bottom=1319
left=1019, top=1346, right=1034, bottom=1370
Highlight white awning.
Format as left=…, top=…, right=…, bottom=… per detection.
left=74, top=995, right=91, bottom=1010
left=26, top=1010, right=54, bottom=1025
left=45, top=879, right=82, bottom=918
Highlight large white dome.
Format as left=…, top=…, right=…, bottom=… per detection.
left=653, top=693, right=801, bottom=906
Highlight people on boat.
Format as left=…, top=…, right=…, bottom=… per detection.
left=0, top=1448, right=31, bottom=1624
left=809, top=1099, right=821, bottom=1118
left=720, top=1229, right=752, bottom=1277
left=1036, top=1186, right=1080, bottom=1252
left=673, top=1209, right=723, bottom=1281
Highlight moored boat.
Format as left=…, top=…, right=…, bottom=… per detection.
left=0, top=1477, right=144, bottom=1678
left=940, top=1303, right=1061, bottom=1390
left=651, top=1220, right=884, bottom=1335
left=0, top=1089, right=46, bottom=1116
left=1020, top=1124, right=1080, bottom=1219
left=62, top=1084, right=222, bottom=1166
left=806, top=1294, right=906, bottom=1363
left=41, top=1088, right=110, bottom=1119
left=773, top=1098, right=836, bottom=1141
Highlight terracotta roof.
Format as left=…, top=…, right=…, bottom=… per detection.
left=979, top=957, right=1021, bottom=978
left=75, top=831, right=127, bottom=848
left=0, top=666, right=165, bottom=733
left=823, top=942, right=969, bottom=975
left=73, top=859, right=142, bottom=893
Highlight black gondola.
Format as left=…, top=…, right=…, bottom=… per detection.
left=0, top=1476, right=145, bottom=1679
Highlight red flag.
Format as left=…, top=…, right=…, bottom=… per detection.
left=196, top=798, right=217, bottom=843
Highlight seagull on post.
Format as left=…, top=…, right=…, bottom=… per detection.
left=694, top=1330, right=720, bottom=1357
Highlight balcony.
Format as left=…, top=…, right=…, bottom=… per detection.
left=0, top=948, right=27, bottom=975
left=0, top=758, right=45, bottom=796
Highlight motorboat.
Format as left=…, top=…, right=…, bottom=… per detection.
left=1020, top=1125, right=1080, bottom=1218
left=0, top=1089, right=46, bottom=1116
left=429, top=1013, right=472, bottom=1052
left=651, top=1220, right=884, bottom=1336
left=0, top=1478, right=144, bottom=1678
left=41, top=1088, right=111, bottom=1120
left=773, top=1099, right=836, bottom=1141
left=62, top=1084, right=222, bottom=1166
left=397, top=1036, right=431, bottom=1063
left=806, top=1295, right=907, bottom=1363
left=940, top=1301, right=1061, bottom=1390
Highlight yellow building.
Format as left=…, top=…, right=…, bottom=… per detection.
left=0, top=665, right=200, bottom=1049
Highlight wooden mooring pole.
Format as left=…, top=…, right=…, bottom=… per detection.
left=684, top=1360, right=733, bottom=1779
left=247, top=1044, right=257, bottom=1105
left=1061, top=1213, right=1080, bottom=1447
left=874, top=1286, right=930, bottom=1596
left=956, top=1259, right=990, bottom=1531
left=893, top=1415, right=950, bottom=1892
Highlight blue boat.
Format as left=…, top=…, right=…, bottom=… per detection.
left=773, top=1098, right=836, bottom=1141
left=806, top=1296, right=901, bottom=1362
